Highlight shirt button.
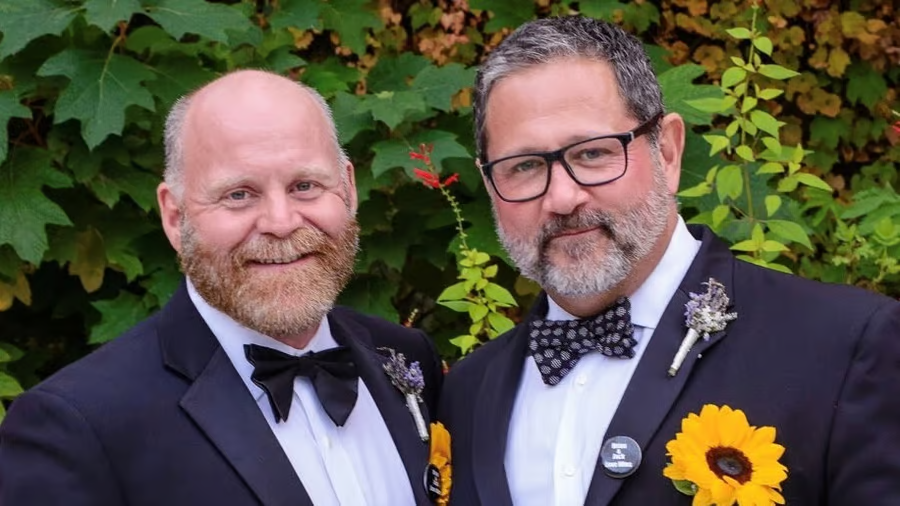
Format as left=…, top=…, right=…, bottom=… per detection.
left=564, top=465, right=576, bottom=477
left=576, top=374, right=588, bottom=386
left=322, top=436, right=332, bottom=450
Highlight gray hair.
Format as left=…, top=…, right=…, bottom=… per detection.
left=163, top=77, right=350, bottom=200
left=473, top=16, right=664, bottom=162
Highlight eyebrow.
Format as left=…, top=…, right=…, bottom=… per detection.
left=204, top=166, right=337, bottom=195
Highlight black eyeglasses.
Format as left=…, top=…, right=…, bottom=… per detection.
left=479, top=113, right=662, bottom=203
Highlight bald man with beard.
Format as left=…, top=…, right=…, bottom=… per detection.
left=0, top=70, right=443, bottom=506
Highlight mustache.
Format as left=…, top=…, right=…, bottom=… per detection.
left=539, top=209, right=617, bottom=246
left=233, top=227, right=329, bottom=265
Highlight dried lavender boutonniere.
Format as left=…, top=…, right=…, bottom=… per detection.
left=381, top=348, right=429, bottom=441
left=668, top=278, right=738, bottom=377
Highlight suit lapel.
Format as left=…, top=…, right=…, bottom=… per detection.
left=471, top=295, right=546, bottom=506
left=584, top=226, right=738, bottom=506
left=159, top=283, right=313, bottom=506
left=329, top=315, right=432, bottom=505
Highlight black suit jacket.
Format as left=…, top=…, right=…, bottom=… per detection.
left=439, top=225, right=900, bottom=505
left=0, top=282, right=443, bottom=506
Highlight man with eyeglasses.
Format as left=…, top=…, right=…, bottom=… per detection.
left=439, top=15, right=900, bottom=506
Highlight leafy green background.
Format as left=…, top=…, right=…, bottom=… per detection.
left=0, top=0, right=898, bottom=414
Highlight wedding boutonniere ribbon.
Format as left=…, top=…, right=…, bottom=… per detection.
left=663, top=405, right=787, bottom=506
left=668, top=278, right=737, bottom=377
left=426, top=422, right=452, bottom=505
left=381, top=348, right=429, bottom=441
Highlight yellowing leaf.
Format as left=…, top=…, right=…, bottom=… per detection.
left=839, top=11, right=867, bottom=38
left=0, top=270, right=31, bottom=311
left=826, top=47, right=850, bottom=78
left=69, top=228, right=107, bottom=293
left=693, top=44, right=725, bottom=74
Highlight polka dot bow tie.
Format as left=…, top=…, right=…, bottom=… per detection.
left=528, top=297, right=637, bottom=386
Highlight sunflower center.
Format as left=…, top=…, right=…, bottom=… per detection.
left=705, top=446, right=753, bottom=484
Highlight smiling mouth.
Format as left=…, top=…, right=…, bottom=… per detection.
left=248, top=253, right=313, bottom=266
left=551, top=226, right=600, bottom=239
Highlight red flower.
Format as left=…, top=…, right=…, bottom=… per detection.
left=413, top=168, right=441, bottom=189
left=409, top=143, right=434, bottom=165
left=892, top=121, right=900, bottom=136
left=410, top=151, right=431, bottom=164
left=442, top=173, right=460, bottom=186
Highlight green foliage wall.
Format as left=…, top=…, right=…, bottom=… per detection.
left=0, top=0, right=898, bottom=414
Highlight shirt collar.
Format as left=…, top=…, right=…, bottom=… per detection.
left=546, top=216, right=700, bottom=330
left=186, top=279, right=337, bottom=402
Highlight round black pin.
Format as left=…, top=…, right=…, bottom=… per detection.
left=423, top=464, right=442, bottom=501
left=600, top=435, right=642, bottom=478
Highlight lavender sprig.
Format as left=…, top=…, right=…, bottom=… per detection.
left=380, top=347, right=429, bottom=441
left=668, top=278, right=738, bottom=377
left=684, top=279, right=738, bottom=340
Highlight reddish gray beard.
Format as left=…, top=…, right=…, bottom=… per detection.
left=179, top=219, right=360, bottom=339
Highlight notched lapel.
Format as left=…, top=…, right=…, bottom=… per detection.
left=159, top=283, right=312, bottom=506
left=584, top=226, right=738, bottom=506
left=180, top=348, right=314, bottom=506
left=330, top=316, right=433, bottom=505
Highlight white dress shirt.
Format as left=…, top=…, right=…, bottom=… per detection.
left=505, top=218, right=701, bottom=506
left=187, top=282, right=416, bottom=506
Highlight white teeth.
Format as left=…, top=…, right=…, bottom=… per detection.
left=256, top=255, right=304, bottom=265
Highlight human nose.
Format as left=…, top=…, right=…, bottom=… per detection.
left=540, top=160, right=591, bottom=216
left=256, top=194, right=304, bottom=238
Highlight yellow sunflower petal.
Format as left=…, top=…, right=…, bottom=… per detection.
left=719, top=407, right=752, bottom=447
left=711, top=477, right=738, bottom=505
left=663, top=463, right=686, bottom=481
left=736, top=482, right=773, bottom=506
left=751, top=465, right=788, bottom=486
left=767, top=487, right=786, bottom=504
left=699, top=405, right=724, bottom=445
left=693, top=488, right=715, bottom=506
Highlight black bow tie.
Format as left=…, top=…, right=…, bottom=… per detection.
left=528, top=296, right=637, bottom=386
left=244, top=344, right=359, bottom=426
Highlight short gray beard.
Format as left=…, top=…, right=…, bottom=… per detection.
left=495, top=166, right=672, bottom=298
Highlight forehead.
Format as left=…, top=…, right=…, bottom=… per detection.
left=483, top=58, right=629, bottom=153
left=181, top=95, right=339, bottom=181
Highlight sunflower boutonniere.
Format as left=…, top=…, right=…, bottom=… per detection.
left=426, top=422, right=452, bottom=506
left=663, top=405, right=787, bottom=506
